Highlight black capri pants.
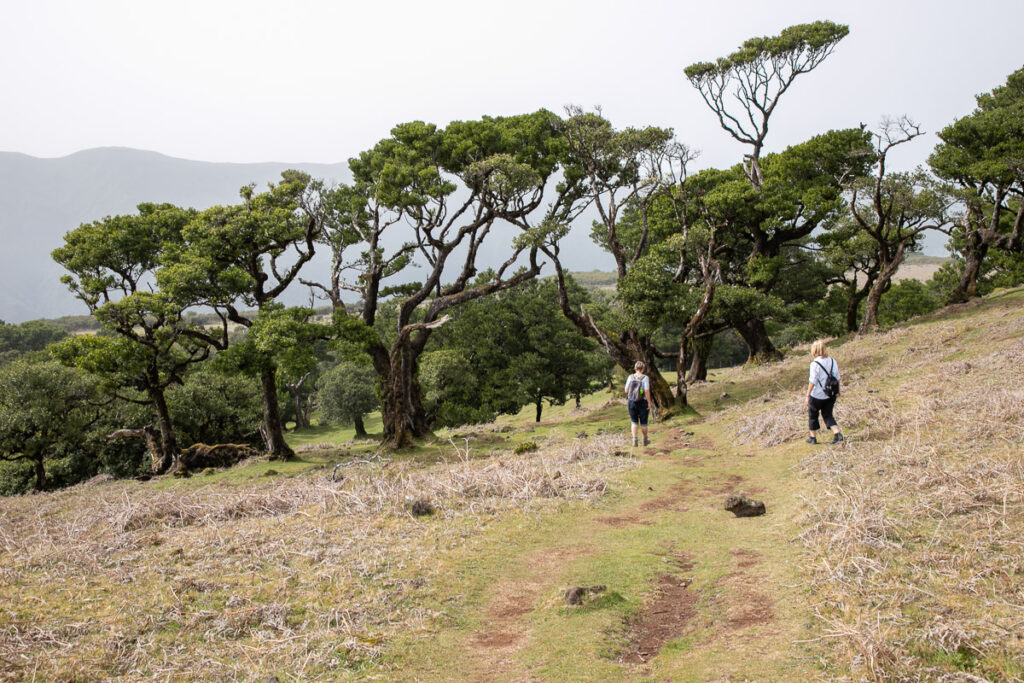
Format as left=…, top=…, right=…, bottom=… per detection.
left=628, top=399, right=649, bottom=426
left=808, top=396, right=837, bottom=431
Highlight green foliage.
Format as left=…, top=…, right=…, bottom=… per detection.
left=159, top=171, right=325, bottom=311
left=684, top=21, right=849, bottom=80
left=930, top=66, right=1024, bottom=188
left=0, top=359, right=98, bottom=493
left=513, top=441, right=538, bottom=455
left=707, top=330, right=749, bottom=369
left=316, top=362, right=379, bottom=427
left=166, top=366, right=263, bottom=447
left=0, top=320, right=68, bottom=366
left=876, top=279, right=941, bottom=326
left=424, top=277, right=610, bottom=426
left=771, top=286, right=847, bottom=347
left=52, top=202, right=222, bottom=464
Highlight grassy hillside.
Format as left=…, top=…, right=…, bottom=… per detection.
left=2, top=288, right=1022, bottom=681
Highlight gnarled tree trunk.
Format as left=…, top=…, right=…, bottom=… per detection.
left=949, top=239, right=987, bottom=304
left=147, top=386, right=178, bottom=473
left=106, top=426, right=166, bottom=473
left=733, top=318, right=782, bottom=364
left=353, top=415, right=367, bottom=438
left=686, top=336, right=712, bottom=384
left=259, top=366, right=294, bottom=460
left=374, top=320, right=444, bottom=450
left=859, top=252, right=903, bottom=335
left=33, top=455, right=46, bottom=492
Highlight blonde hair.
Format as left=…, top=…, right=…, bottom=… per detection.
left=811, top=339, right=829, bottom=358
left=634, top=361, right=647, bottom=373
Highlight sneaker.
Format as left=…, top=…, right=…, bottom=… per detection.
left=643, top=437, right=650, bottom=446
left=805, top=437, right=817, bottom=444
left=632, top=437, right=639, bottom=447
left=831, top=433, right=845, bottom=444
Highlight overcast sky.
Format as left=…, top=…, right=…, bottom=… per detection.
left=4, top=0, right=1022, bottom=173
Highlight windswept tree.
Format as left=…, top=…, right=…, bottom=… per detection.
left=684, top=21, right=855, bottom=361
left=682, top=129, right=873, bottom=361
left=307, top=112, right=568, bottom=448
left=603, top=145, right=721, bottom=411
left=52, top=203, right=222, bottom=473
left=684, top=20, right=849, bottom=189
left=929, top=66, right=1024, bottom=303
left=538, top=108, right=697, bottom=414
left=848, top=118, right=953, bottom=333
left=160, top=171, right=332, bottom=459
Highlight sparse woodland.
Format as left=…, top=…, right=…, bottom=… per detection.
left=2, top=20, right=1024, bottom=682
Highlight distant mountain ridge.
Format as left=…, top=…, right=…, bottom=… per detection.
left=0, top=148, right=350, bottom=322
left=0, top=147, right=614, bottom=323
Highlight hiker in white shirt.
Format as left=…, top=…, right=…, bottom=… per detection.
left=805, top=339, right=844, bottom=445
left=625, top=361, right=651, bottom=447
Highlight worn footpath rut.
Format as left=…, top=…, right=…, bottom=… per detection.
left=452, top=422, right=809, bottom=681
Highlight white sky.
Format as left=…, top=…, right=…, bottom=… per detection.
left=2, top=0, right=1022, bottom=172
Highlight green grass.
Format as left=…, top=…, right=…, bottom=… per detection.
left=6, top=288, right=1024, bottom=681
left=285, top=411, right=384, bottom=447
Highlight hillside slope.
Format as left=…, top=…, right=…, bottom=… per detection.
left=1, top=289, right=1022, bottom=681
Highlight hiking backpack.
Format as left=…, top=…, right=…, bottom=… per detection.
left=814, top=359, right=840, bottom=399
left=626, top=375, right=645, bottom=402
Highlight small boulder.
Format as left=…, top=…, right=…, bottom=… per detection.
left=724, top=496, right=766, bottom=517
left=564, top=585, right=607, bottom=605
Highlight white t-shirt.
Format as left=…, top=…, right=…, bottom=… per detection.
left=625, top=373, right=650, bottom=401
left=808, top=356, right=839, bottom=400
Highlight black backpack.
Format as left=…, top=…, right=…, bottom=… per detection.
left=814, top=359, right=840, bottom=399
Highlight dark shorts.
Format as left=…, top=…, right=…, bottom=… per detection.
left=628, top=399, right=649, bottom=426
left=808, top=396, right=837, bottom=431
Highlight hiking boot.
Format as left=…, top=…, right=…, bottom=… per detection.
left=632, top=437, right=639, bottom=447
left=805, top=437, right=817, bottom=444
left=643, top=437, right=650, bottom=446
left=831, top=432, right=845, bottom=444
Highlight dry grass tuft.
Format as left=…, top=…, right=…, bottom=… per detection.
left=0, top=432, right=634, bottom=680
left=787, top=295, right=1024, bottom=681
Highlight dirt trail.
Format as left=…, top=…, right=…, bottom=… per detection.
left=466, top=544, right=592, bottom=681
left=455, top=418, right=792, bottom=680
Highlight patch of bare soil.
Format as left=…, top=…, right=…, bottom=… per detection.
left=638, top=484, right=691, bottom=513
left=705, top=474, right=746, bottom=495
left=467, top=545, right=591, bottom=676
left=622, top=573, right=697, bottom=664
left=715, top=572, right=775, bottom=632
left=595, top=514, right=651, bottom=527
left=730, top=548, right=762, bottom=569
left=650, top=428, right=714, bottom=457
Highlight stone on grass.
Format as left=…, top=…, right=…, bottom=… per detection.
left=564, top=585, right=607, bottom=605
left=724, top=495, right=766, bottom=517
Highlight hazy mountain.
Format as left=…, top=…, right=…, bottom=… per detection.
left=0, top=147, right=353, bottom=322
left=0, top=147, right=614, bottom=323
